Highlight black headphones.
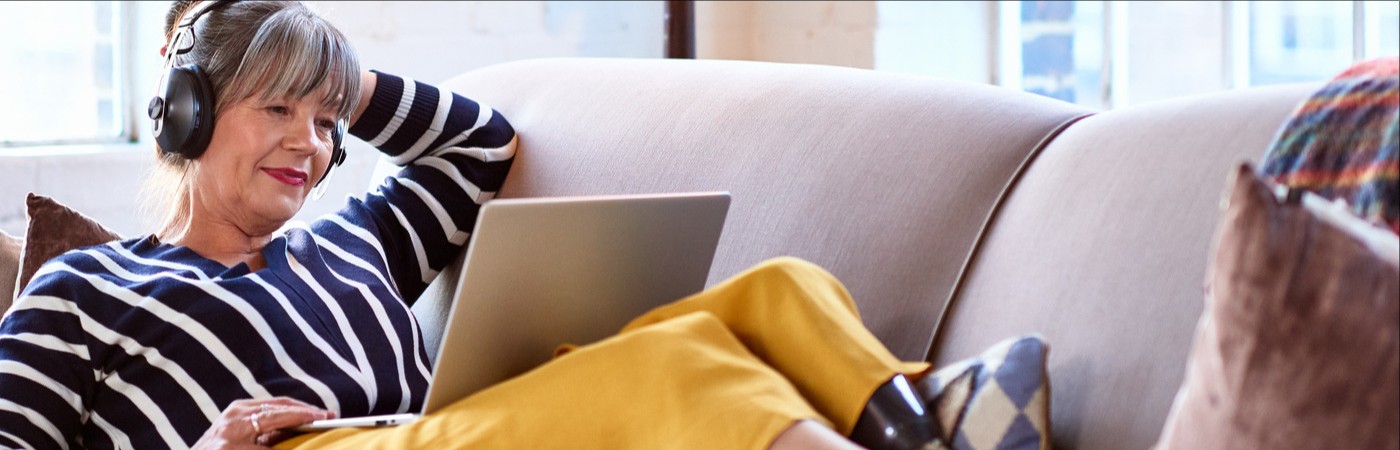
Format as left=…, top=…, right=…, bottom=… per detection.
left=148, top=0, right=347, bottom=190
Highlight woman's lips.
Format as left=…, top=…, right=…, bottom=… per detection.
left=262, top=167, right=308, bottom=187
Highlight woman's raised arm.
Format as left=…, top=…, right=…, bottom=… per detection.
left=319, top=69, right=517, bottom=303
left=348, top=70, right=377, bottom=128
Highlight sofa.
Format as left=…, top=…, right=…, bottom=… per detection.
left=396, top=57, right=1322, bottom=450
left=0, top=56, right=1325, bottom=449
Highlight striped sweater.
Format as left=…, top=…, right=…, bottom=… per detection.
left=0, top=71, right=517, bottom=449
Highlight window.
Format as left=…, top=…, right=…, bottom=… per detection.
left=1362, top=0, right=1400, bottom=59
left=0, top=1, right=132, bottom=147
left=997, top=0, right=1119, bottom=109
left=1229, top=1, right=1398, bottom=88
left=875, top=1, right=1398, bottom=109
left=1241, top=1, right=1355, bottom=86
left=874, top=1, right=991, bottom=84
left=2, top=1, right=672, bottom=150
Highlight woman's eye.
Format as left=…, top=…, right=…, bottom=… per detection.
left=266, top=106, right=289, bottom=115
left=317, top=120, right=337, bottom=130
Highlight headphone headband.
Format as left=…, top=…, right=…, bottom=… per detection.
left=165, top=1, right=233, bottom=63
left=179, top=0, right=234, bottom=29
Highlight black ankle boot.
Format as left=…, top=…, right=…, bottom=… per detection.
left=910, top=368, right=976, bottom=445
left=850, top=374, right=943, bottom=450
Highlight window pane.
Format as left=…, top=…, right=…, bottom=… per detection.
left=0, top=1, right=123, bottom=145
left=873, top=1, right=992, bottom=84
left=1248, top=1, right=1354, bottom=86
left=1125, top=1, right=1228, bottom=106
left=1017, top=1, right=1107, bottom=108
left=1364, top=0, right=1400, bottom=59
left=542, top=1, right=665, bottom=58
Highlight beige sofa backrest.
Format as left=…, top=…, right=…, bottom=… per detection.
left=419, top=57, right=1090, bottom=362
left=933, top=83, right=1317, bottom=449
left=408, top=58, right=1318, bottom=450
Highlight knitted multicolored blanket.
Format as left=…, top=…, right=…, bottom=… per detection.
left=1259, top=57, right=1399, bottom=235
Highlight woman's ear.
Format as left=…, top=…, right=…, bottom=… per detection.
left=160, top=44, right=168, bottom=58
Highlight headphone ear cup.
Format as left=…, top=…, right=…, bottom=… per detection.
left=331, top=120, right=346, bottom=167
left=313, top=121, right=348, bottom=189
left=332, top=144, right=347, bottom=168
left=154, top=64, right=216, bottom=159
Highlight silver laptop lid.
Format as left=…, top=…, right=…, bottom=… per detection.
left=422, top=192, right=731, bottom=414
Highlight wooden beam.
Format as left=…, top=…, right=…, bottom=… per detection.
left=665, top=0, right=695, bottom=59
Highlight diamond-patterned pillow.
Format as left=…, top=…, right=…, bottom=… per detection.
left=921, top=335, right=1051, bottom=450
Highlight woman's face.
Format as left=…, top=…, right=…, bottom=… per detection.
left=192, top=93, right=339, bottom=234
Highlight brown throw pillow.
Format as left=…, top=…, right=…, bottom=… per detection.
left=14, top=193, right=123, bottom=296
left=1155, top=163, right=1400, bottom=450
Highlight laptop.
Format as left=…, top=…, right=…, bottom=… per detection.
left=296, top=191, right=732, bottom=430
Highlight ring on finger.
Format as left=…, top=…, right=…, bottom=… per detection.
left=250, top=412, right=263, bottom=434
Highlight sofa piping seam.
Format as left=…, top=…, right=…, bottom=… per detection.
left=921, top=112, right=1096, bottom=363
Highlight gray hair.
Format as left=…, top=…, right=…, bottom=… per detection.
left=143, top=1, right=361, bottom=240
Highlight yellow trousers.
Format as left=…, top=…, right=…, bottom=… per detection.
left=282, top=257, right=929, bottom=449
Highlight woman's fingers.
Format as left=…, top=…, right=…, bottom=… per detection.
left=194, top=397, right=334, bottom=450
left=239, top=396, right=323, bottom=412
left=255, top=406, right=332, bottom=431
left=257, top=429, right=299, bottom=447
left=229, top=397, right=336, bottom=419
left=262, top=397, right=321, bottom=410
left=228, top=397, right=335, bottom=435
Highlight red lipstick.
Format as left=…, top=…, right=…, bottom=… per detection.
left=262, top=167, right=308, bottom=187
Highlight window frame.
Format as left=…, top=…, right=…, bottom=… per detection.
left=0, top=1, right=139, bottom=149
left=992, top=0, right=1130, bottom=109
left=1359, top=0, right=1399, bottom=59
left=993, top=0, right=1392, bottom=109
left=1226, top=0, right=1383, bottom=89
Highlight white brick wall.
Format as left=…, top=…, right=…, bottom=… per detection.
left=698, top=1, right=877, bottom=68
left=0, top=148, right=156, bottom=236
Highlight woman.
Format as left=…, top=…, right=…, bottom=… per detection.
left=0, top=2, right=945, bottom=449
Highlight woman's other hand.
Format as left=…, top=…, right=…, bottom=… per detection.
left=193, top=397, right=336, bottom=449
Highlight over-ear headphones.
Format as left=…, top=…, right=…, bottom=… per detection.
left=148, top=0, right=346, bottom=190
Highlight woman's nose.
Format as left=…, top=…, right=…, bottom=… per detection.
left=282, top=118, right=321, bottom=154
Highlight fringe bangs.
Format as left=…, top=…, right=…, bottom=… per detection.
left=220, top=7, right=360, bottom=120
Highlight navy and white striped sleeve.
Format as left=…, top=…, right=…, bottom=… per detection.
left=0, top=278, right=93, bottom=450
left=340, top=70, right=517, bottom=302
